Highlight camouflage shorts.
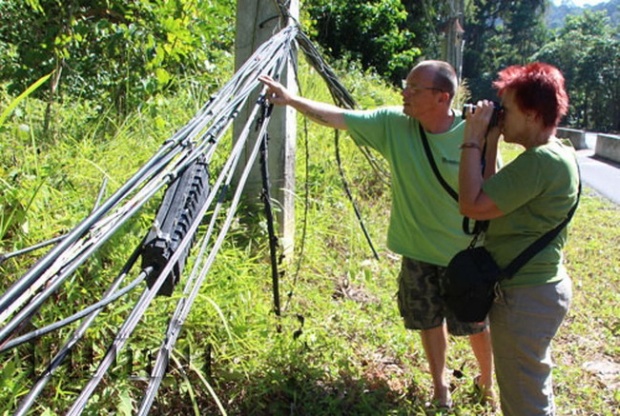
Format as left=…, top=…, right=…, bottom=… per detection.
left=396, top=257, right=487, bottom=336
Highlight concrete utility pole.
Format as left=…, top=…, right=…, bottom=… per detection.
left=233, top=0, right=299, bottom=255
left=442, top=0, right=465, bottom=81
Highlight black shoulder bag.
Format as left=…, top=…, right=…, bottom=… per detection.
left=443, top=174, right=581, bottom=323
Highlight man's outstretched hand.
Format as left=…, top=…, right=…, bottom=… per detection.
left=258, top=75, right=293, bottom=106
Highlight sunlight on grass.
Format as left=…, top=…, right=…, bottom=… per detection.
left=0, top=62, right=618, bottom=415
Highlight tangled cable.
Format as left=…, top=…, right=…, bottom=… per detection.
left=0, top=18, right=385, bottom=415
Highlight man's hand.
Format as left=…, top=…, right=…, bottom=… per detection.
left=258, top=75, right=293, bottom=106
left=257, top=74, right=347, bottom=129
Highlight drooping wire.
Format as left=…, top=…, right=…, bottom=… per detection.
left=0, top=23, right=298, bottom=415
left=0, top=24, right=299, bottom=342
left=135, top=32, right=296, bottom=412
left=295, top=30, right=380, bottom=260
left=295, top=30, right=390, bottom=187
left=334, top=130, right=379, bottom=260
left=0, top=274, right=144, bottom=353
left=136, top=34, right=296, bottom=415
left=259, top=127, right=282, bottom=323
left=67, top=28, right=298, bottom=416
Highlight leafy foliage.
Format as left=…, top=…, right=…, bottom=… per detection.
left=462, top=0, right=548, bottom=100
left=546, top=0, right=620, bottom=30
left=400, top=0, right=452, bottom=62
left=1, top=0, right=617, bottom=132
left=305, top=0, right=420, bottom=84
left=1, top=60, right=619, bottom=414
left=534, top=11, right=620, bottom=132
left=0, top=0, right=235, bottom=115
left=461, top=1, right=619, bottom=133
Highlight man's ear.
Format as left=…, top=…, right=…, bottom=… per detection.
left=437, top=90, right=451, bottom=105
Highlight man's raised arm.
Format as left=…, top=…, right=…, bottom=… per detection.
left=259, top=75, right=348, bottom=130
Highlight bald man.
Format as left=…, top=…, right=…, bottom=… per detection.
left=260, top=60, right=494, bottom=409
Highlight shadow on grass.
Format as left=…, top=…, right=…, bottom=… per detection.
left=148, top=354, right=444, bottom=416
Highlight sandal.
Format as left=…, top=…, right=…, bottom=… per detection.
left=424, top=398, right=453, bottom=413
left=473, top=375, right=497, bottom=408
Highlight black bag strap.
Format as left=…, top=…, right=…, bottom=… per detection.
left=503, top=172, right=581, bottom=278
left=418, top=122, right=487, bottom=235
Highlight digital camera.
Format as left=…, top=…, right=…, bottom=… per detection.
left=462, top=101, right=503, bottom=127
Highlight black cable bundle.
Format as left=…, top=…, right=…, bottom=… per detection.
left=141, top=155, right=210, bottom=296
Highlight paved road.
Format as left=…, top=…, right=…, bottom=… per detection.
left=576, top=133, right=620, bottom=205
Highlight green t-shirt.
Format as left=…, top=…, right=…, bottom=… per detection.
left=343, top=106, right=471, bottom=266
left=483, top=139, right=579, bottom=288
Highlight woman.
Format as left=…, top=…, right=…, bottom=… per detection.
left=458, top=62, right=579, bottom=415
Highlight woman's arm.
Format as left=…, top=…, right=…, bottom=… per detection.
left=459, top=101, right=504, bottom=220
left=482, top=125, right=501, bottom=179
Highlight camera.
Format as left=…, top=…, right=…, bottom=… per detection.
left=462, top=101, right=503, bottom=127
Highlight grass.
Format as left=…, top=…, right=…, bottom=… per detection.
left=0, top=62, right=619, bottom=415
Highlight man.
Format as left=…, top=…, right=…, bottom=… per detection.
left=259, top=60, right=494, bottom=409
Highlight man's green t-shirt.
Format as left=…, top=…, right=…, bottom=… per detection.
left=343, top=107, right=471, bottom=266
left=483, top=139, right=579, bottom=288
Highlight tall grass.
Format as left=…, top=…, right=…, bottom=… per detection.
left=0, top=61, right=618, bottom=415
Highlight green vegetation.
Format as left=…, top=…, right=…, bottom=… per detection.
left=0, top=1, right=619, bottom=414
left=0, top=0, right=235, bottom=117
left=306, top=0, right=620, bottom=133
left=1, top=59, right=619, bottom=414
left=2, top=1, right=618, bottom=133
left=463, top=0, right=549, bottom=99
left=305, top=0, right=419, bottom=85
left=535, top=10, right=620, bottom=132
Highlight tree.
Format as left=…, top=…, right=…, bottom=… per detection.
left=400, top=0, right=466, bottom=78
left=306, top=0, right=420, bottom=84
left=400, top=0, right=451, bottom=61
left=535, top=11, right=620, bottom=132
left=0, top=0, right=235, bottom=117
left=462, top=0, right=548, bottom=100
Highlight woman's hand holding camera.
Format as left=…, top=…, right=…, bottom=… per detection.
left=464, top=100, right=502, bottom=149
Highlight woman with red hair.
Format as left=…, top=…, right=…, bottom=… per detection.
left=458, top=62, right=579, bottom=415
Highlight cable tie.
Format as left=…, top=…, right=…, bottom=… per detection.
left=164, top=172, right=177, bottom=183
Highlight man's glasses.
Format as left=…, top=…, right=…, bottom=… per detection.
left=401, top=80, right=444, bottom=93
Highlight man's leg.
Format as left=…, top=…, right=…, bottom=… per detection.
left=421, top=324, right=451, bottom=406
left=397, top=258, right=452, bottom=406
left=469, top=326, right=495, bottom=403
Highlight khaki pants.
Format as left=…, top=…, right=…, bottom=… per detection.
left=490, top=278, right=572, bottom=416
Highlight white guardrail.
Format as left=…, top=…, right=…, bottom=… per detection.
left=557, top=127, right=620, bottom=164
left=595, top=133, right=620, bottom=164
